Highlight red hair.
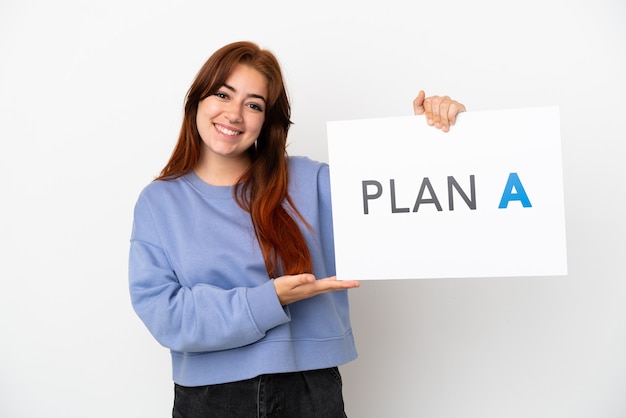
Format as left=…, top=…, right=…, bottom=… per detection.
left=156, top=41, right=312, bottom=277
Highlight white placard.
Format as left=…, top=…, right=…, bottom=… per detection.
left=327, top=107, right=567, bottom=280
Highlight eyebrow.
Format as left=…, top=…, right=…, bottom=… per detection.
left=223, top=82, right=267, bottom=103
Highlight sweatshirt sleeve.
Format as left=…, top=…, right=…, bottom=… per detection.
left=317, top=163, right=337, bottom=277
left=128, top=192, right=290, bottom=353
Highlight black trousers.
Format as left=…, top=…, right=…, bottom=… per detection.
left=173, top=367, right=347, bottom=418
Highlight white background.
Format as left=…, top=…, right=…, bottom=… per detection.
left=1, top=0, right=624, bottom=417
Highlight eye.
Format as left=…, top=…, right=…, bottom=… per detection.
left=213, top=91, right=229, bottom=100
left=248, top=103, right=264, bottom=112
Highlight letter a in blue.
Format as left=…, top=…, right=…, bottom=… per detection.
left=498, top=172, right=532, bottom=208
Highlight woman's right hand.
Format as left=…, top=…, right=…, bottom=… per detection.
left=273, top=274, right=360, bottom=306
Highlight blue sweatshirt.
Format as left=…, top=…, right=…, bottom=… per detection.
left=129, top=156, right=357, bottom=386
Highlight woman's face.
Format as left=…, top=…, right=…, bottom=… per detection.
left=196, top=64, right=268, bottom=165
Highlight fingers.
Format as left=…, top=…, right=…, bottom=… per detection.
left=414, top=91, right=466, bottom=132
left=318, top=276, right=361, bottom=289
left=412, top=90, right=426, bottom=115
left=446, top=101, right=467, bottom=127
left=425, top=95, right=451, bottom=131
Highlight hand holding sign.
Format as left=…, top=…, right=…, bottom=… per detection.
left=413, top=90, right=467, bottom=132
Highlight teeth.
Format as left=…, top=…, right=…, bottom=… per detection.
left=216, top=125, right=240, bottom=136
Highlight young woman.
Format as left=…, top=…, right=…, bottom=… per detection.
left=129, top=41, right=465, bottom=417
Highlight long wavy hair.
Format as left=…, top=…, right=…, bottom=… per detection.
left=156, top=41, right=312, bottom=278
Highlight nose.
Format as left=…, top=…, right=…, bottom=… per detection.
left=225, top=101, right=243, bottom=123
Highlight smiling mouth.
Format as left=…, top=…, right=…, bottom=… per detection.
left=215, top=124, right=242, bottom=136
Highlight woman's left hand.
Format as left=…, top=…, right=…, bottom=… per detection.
left=413, top=90, right=466, bottom=133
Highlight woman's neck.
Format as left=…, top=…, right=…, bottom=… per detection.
left=193, top=154, right=250, bottom=186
